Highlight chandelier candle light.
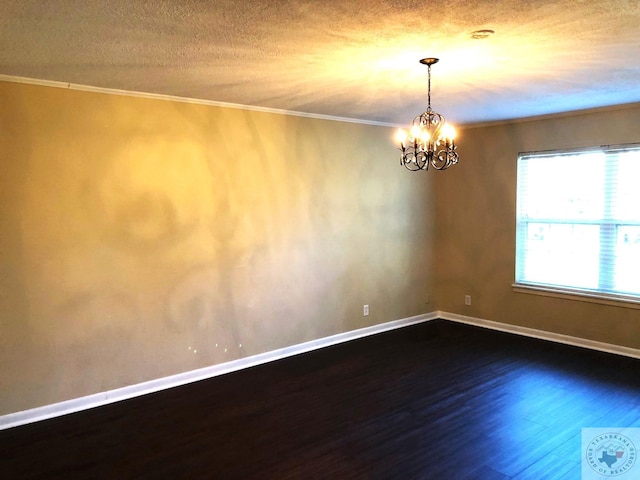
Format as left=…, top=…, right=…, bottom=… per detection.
left=396, top=58, right=459, bottom=171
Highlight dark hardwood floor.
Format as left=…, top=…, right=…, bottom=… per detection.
left=2, top=319, right=639, bottom=479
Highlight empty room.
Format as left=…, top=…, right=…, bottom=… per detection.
left=1, top=1, right=640, bottom=478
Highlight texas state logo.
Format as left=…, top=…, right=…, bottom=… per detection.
left=583, top=428, right=639, bottom=479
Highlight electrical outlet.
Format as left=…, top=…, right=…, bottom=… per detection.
left=363, top=304, right=369, bottom=316
left=465, top=295, right=471, bottom=306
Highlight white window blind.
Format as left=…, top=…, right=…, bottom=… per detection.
left=515, top=145, right=640, bottom=299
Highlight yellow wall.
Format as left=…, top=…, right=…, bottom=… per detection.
left=435, top=106, right=640, bottom=349
left=0, top=81, right=435, bottom=414
left=3, top=79, right=638, bottom=418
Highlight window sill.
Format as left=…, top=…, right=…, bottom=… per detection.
left=512, top=283, right=640, bottom=310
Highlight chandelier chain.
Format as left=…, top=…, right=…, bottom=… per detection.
left=427, top=64, right=432, bottom=112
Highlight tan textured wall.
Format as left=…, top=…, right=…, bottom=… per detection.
left=435, top=105, right=640, bottom=349
left=0, top=81, right=435, bottom=414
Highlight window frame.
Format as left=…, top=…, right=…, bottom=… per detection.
left=513, top=143, right=640, bottom=308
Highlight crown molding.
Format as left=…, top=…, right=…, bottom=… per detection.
left=0, top=74, right=398, bottom=128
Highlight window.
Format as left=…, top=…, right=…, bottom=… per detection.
left=515, top=145, right=640, bottom=301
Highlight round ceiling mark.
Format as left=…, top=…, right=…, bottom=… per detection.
left=471, top=29, right=495, bottom=40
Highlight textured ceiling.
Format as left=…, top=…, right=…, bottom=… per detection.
left=1, top=0, right=640, bottom=125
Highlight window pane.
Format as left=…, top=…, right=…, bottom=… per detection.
left=612, top=151, right=640, bottom=222
left=614, top=225, right=640, bottom=294
left=522, top=223, right=599, bottom=289
left=519, top=153, right=605, bottom=220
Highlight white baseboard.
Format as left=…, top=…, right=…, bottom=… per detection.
left=4, top=310, right=638, bottom=431
left=438, top=311, right=640, bottom=360
left=0, top=312, right=438, bottom=431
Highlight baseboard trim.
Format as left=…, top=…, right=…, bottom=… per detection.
left=0, top=312, right=438, bottom=430
left=438, top=311, right=640, bottom=360
left=5, top=310, right=638, bottom=430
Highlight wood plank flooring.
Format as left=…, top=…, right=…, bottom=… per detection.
left=1, top=319, right=639, bottom=479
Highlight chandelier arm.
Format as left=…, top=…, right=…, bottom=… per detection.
left=431, top=146, right=459, bottom=170
left=399, top=146, right=433, bottom=171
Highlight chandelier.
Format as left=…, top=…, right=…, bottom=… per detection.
left=396, top=58, right=459, bottom=171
